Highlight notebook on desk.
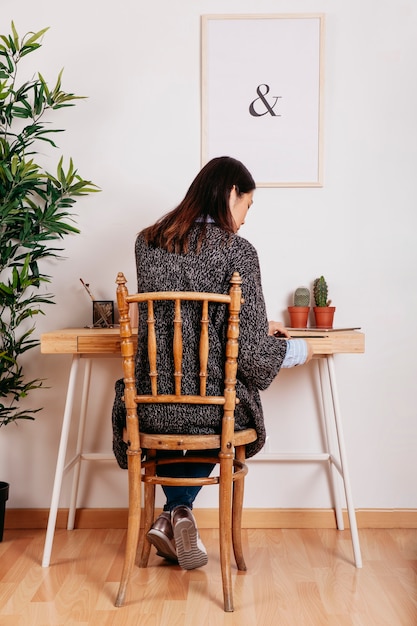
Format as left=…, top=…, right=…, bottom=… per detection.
left=289, top=327, right=361, bottom=332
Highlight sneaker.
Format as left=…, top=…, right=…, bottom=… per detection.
left=171, top=505, right=208, bottom=570
left=147, top=511, right=178, bottom=562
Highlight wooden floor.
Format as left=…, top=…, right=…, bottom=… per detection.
left=0, top=527, right=416, bottom=625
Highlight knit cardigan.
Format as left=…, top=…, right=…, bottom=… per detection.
left=112, top=224, right=287, bottom=468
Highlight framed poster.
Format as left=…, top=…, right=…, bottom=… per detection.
left=201, top=14, right=325, bottom=187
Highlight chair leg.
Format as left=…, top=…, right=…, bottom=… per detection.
left=232, top=446, right=247, bottom=571
left=219, top=454, right=234, bottom=612
left=115, top=455, right=141, bottom=607
left=139, top=480, right=156, bottom=567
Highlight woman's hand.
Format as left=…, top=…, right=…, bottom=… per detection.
left=268, top=321, right=291, bottom=338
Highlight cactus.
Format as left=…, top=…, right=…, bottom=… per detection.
left=313, top=276, right=331, bottom=307
left=294, top=287, right=310, bottom=307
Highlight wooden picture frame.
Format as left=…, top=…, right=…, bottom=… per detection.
left=201, top=14, right=325, bottom=187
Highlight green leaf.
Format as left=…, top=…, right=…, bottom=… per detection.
left=37, top=72, right=50, bottom=103
left=10, top=21, right=19, bottom=50
left=10, top=154, right=18, bottom=175
left=22, top=26, right=50, bottom=48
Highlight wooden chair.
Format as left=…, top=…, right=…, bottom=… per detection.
left=114, top=271, right=257, bottom=612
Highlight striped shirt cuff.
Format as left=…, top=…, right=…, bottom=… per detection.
left=281, top=339, right=308, bottom=368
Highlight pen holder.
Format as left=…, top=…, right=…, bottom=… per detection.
left=93, top=300, right=114, bottom=327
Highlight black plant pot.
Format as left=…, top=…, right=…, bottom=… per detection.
left=0, top=482, right=9, bottom=542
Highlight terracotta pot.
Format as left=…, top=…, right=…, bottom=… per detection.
left=288, top=306, right=310, bottom=328
left=313, top=306, right=336, bottom=329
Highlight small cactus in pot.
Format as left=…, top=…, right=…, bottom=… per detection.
left=294, top=286, right=310, bottom=307
left=313, top=276, right=335, bottom=328
left=313, top=276, right=331, bottom=307
left=288, top=286, right=310, bottom=328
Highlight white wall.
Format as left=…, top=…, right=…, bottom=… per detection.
left=1, top=0, right=416, bottom=512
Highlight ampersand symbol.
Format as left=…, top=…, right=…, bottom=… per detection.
left=249, top=84, right=281, bottom=117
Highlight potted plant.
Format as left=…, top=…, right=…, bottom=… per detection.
left=313, top=276, right=336, bottom=328
left=0, top=22, right=98, bottom=540
left=288, top=286, right=310, bottom=328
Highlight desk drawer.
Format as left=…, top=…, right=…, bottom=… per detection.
left=289, top=330, right=365, bottom=355
left=76, top=334, right=138, bottom=353
left=41, top=328, right=134, bottom=354
left=76, top=335, right=124, bottom=353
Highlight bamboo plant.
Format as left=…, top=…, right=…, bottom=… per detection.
left=0, top=22, right=99, bottom=427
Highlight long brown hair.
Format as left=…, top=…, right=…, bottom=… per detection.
left=141, top=156, right=256, bottom=253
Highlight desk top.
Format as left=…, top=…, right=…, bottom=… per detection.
left=40, top=327, right=365, bottom=356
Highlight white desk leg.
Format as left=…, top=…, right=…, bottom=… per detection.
left=42, top=354, right=81, bottom=568
left=67, top=358, right=92, bottom=530
left=317, top=358, right=345, bottom=531
left=326, top=355, right=363, bottom=568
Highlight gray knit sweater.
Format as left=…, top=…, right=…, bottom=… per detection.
left=112, top=224, right=287, bottom=466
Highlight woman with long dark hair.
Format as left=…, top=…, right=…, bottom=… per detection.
left=113, top=156, right=312, bottom=570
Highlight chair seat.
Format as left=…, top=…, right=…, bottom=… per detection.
left=140, top=428, right=257, bottom=451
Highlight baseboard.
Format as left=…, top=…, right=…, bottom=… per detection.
left=5, top=508, right=417, bottom=530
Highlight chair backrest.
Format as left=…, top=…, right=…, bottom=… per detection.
left=115, top=272, right=242, bottom=450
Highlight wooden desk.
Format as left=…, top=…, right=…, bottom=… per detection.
left=40, top=327, right=364, bottom=569
left=40, top=326, right=364, bottom=356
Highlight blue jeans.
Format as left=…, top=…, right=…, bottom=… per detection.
left=155, top=450, right=216, bottom=511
